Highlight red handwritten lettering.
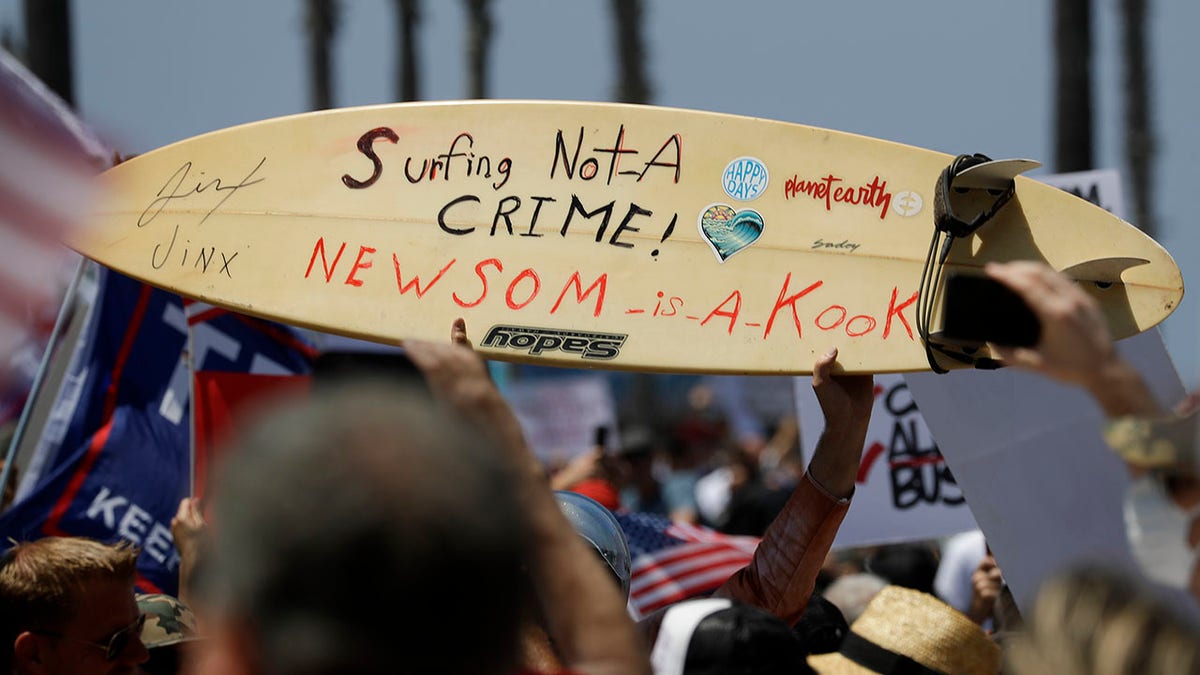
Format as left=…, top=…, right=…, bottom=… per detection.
left=344, top=245, right=376, bottom=287
left=453, top=258, right=502, bottom=308
left=816, top=305, right=846, bottom=331
left=506, top=269, right=541, bottom=309
left=884, top=288, right=919, bottom=340
left=392, top=255, right=456, bottom=298
left=551, top=271, right=608, bottom=317
left=702, top=290, right=743, bottom=334
left=764, top=274, right=824, bottom=339
left=846, top=315, right=878, bottom=337
left=784, top=174, right=892, bottom=219
left=304, top=237, right=346, bottom=282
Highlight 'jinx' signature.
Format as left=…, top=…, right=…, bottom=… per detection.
left=137, top=157, right=267, bottom=228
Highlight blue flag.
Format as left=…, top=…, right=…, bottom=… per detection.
left=0, top=266, right=313, bottom=594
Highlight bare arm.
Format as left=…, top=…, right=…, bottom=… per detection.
left=806, top=348, right=875, bottom=499
left=404, top=320, right=649, bottom=675
left=170, top=496, right=206, bottom=608
left=712, top=348, right=873, bottom=623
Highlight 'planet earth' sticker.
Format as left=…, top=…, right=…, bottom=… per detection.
left=698, top=204, right=764, bottom=263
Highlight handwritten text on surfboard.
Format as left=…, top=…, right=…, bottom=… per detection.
left=302, top=237, right=919, bottom=345
left=137, top=158, right=267, bottom=277
left=340, top=126, right=682, bottom=256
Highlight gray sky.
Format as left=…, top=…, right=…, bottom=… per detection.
left=4, top=0, right=1198, bottom=384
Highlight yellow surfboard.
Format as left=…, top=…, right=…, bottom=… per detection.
left=70, top=101, right=1182, bottom=374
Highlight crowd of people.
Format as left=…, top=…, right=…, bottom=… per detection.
left=2, top=262, right=1200, bottom=674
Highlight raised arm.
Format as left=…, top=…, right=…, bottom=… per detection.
left=713, top=348, right=873, bottom=624
left=404, top=320, right=649, bottom=675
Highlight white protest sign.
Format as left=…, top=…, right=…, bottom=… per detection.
left=794, top=374, right=978, bottom=549
left=1038, top=168, right=1127, bottom=220
left=506, top=373, right=617, bottom=466
left=905, top=330, right=1184, bottom=608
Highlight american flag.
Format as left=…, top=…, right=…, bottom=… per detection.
left=0, top=48, right=106, bottom=384
left=616, top=511, right=760, bottom=616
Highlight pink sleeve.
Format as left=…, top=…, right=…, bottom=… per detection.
left=712, top=471, right=850, bottom=625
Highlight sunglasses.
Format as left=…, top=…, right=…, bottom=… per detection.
left=32, top=613, right=146, bottom=661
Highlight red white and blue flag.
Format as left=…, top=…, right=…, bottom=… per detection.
left=0, top=266, right=314, bottom=595
left=0, top=48, right=108, bottom=417
left=616, top=511, right=760, bottom=616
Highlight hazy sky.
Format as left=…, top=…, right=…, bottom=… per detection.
left=3, top=0, right=1198, bottom=383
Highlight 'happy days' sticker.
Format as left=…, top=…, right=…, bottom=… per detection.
left=722, top=156, right=769, bottom=201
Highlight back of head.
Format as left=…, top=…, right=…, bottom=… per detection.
left=207, top=380, right=531, bottom=675
left=651, top=598, right=811, bottom=675
left=1006, top=566, right=1200, bottom=675
left=865, top=544, right=938, bottom=595
left=793, top=594, right=849, bottom=656
left=822, top=573, right=887, bottom=624
left=0, top=537, right=138, bottom=671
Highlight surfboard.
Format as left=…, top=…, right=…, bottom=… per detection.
left=69, top=101, right=1183, bottom=374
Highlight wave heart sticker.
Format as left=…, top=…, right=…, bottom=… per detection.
left=698, top=204, right=765, bottom=262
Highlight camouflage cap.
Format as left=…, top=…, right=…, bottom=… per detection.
left=136, top=593, right=202, bottom=648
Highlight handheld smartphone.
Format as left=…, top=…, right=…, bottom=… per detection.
left=941, top=272, right=1041, bottom=347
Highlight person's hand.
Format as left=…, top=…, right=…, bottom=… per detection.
left=984, top=261, right=1163, bottom=417
left=806, top=348, right=874, bottom=499
left=404, top=318, right=536, bottom=476
left=171, top=497, right=207, bottom=606
left=550, top=447, right=605, bottom=491
left=403, top=318, right=500, bottom=422
left=983, top=261, right=1118, bottom=386
left=966, top=554, right=1003, bottom=625
left=171, top=497, right=206, bottom=556
left=812, top=347, right=874, bottom=438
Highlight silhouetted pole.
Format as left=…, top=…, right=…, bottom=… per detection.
left=306, top=0, right=338, bottom=110
left=464, top=0, right=493, bottom=99
left=23, top=0, right=73, bottom=106
left=1053, top=0, right=1093, bottom=172
left=1121, top=0, right=1155, bottom=236
left=610, top=0, right=651, bottom=104
left=395, top=0, right=421, bottom=101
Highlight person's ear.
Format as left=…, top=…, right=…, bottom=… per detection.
left=14, top=631, right=49, bottom=673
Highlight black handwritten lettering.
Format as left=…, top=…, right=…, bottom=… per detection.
left=219, top=252, right=238, bottom=278
left=151, top=225, right=178, bottom=269
left=346, top=129, right=511, bottom=191
left=139, top=157, right=266, bottom=228
left=560, top=195, right=615, bottom=239
left=343, top=127, right=399, bottom=189
left=639, top=134, right=682, bottom=183
left=551, top=127, right=682, bottom=185
left=608, top=203, right=651, bottom=249
left=439, top=195, right=480, bottom=235
left=594, top=125, right=638, bottom=184
left=524, top=196, right=556, bottom=237
left=492, top=196, right=521, bottom=235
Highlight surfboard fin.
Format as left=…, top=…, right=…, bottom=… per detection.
left=1060, top=257, right=1150, bottom=287
left=933, top=154, right=1038, bottom=239
left=953, top=159, right=1042, bottom=189
left=1065, top=254, right=1147, bottom=281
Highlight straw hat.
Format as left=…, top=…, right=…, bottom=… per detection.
left=808, top=586, right=1001, bottom=675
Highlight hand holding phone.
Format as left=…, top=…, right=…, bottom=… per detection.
left=941, top=272, right=1041, bottom=347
